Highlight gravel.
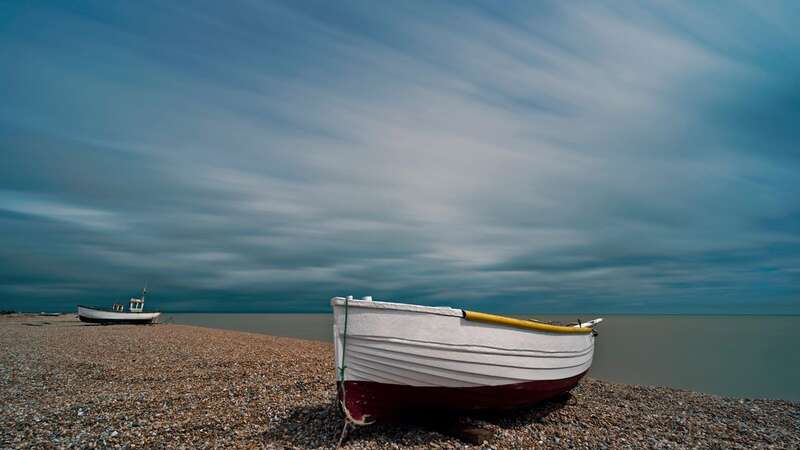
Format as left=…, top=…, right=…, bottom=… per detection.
left=1, top=315, right=798, bottom=449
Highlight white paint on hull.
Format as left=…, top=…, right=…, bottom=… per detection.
left=77, top=305, right=161, bottom=322
left=332, top=297, right=597, bottom=388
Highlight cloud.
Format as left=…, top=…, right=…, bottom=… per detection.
left=0, top=1, right=798, bottom=312
left=0, top=190, right=122, bottom=231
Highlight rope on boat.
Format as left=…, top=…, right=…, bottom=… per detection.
left=336, top=420, right=350, bottom=449
left=336, top=295, right=353, bottom=446
left=339, top=295, right=349, bottom=383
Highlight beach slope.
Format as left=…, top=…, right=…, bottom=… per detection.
left=1, top=315, right=797, bottom=449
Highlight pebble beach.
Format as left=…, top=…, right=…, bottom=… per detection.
left=1, top=315, right=798, bottom=449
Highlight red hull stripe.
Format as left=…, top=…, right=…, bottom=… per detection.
left=78, top=315, right=156, bottom=325
left=341, top=370, right=588, bottom=424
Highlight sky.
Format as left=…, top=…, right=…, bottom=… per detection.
left=1, top=1, right=798, bottom=313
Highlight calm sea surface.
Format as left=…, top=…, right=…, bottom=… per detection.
left=163, top=313, right=799, bottom=402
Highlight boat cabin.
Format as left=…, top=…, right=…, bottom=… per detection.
left=129, top=298, right=145, bottom=312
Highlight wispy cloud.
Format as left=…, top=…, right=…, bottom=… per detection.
left=0, top=190, right=122, bottom=231
left=0, top=1, right=798, bottom=312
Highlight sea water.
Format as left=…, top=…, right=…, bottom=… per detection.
left=163, top=313, right=799, bottom=402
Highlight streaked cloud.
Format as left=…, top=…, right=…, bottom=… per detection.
left=0, top=1, right=798, bottom=312
left=0, top=190, right=122, bottom=231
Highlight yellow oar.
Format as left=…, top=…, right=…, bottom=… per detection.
left=463, top=310, right=595, bottom=334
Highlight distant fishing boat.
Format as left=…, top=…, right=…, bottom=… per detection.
left=332, top=296, right=603, bottom=424
left=77, top=286, right=161, bottom=325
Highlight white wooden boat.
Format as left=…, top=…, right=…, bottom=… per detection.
left=77, top=286, right=160, bottom=325
left=332, top=296, right=603, bottom=424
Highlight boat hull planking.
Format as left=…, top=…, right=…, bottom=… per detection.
left=331, top=297, right=601, bottom=424
left=77, top=314, right=158, bottom=325
left=77, top=305, right=161, bottom=325
left=339, top=370, right=587, bottom=424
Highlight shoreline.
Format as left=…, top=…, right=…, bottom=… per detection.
left=2, top=315, right=798, bottom=449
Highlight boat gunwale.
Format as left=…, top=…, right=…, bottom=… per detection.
left=331, top=297, right=463, bottom=317
left=463, top=310, right=594, bottom=335
left=331, top=297, right=596, bottom=335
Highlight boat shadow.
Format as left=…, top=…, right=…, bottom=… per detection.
left=262, top=392, right=572, bottom=447
left=471, top=391, right=574, bottom=427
